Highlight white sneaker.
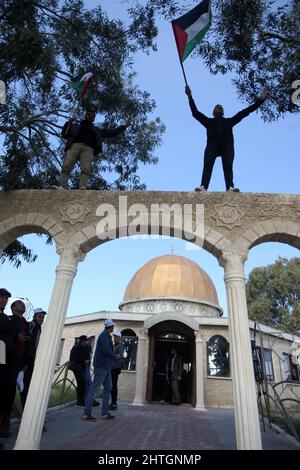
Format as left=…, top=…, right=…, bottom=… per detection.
left=227, top=187, right=240, bottom=192
left=51, top=185, right=63, bottom=190
left=80, top=186, right=87, bottom=190
left=195, top=186, right=206, bottom=192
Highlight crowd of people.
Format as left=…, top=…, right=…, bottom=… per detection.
left=1, top=284, right=185, bottom=449
left=0, top=288, right=46, bottom=449
left=69, top=319, right=125, bottom=421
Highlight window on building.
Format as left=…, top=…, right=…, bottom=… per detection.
left=251, top=344, right=274, bottom=381
left=207, top=335, right=230, bottom=377
left=56, top=338, right=65, bottom=366
left=261, top=348, right=274, bottom=381
left=121, top=329, right=138, bottom=371
left=282, top=353, right=300, bottom=382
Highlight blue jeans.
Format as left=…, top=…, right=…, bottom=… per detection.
left=84, top=367, right=112, bottom=416
left=85, top=367, right=92, bottom=401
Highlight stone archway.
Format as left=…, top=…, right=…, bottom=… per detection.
left=1, top=189, right=299, bottom=450
left=239, top=218, right=300, bottom=252
left=0, top=212, right=67, bottom=252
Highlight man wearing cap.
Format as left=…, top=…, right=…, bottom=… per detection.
left=109, top=332, right=124, bottom=411
left=20, top=307, right=47, bottom=408
left=83, top=319, right=120, bottom=421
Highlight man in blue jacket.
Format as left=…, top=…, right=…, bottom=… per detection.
left=185, top=86, right=269, bottom=192
left=82, top=319, right=120, bottom=421
left=55, top=110, right=131, bottom=190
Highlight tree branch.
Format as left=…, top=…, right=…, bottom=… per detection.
left=31, top=125, right=62, bottom=168
left=261, top=32, right=298, bottom=45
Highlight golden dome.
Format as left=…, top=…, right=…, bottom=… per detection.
left=122, top=255, right=219, bottom=306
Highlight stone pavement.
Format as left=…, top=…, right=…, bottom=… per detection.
left=1, top=401, right=299, bottom=450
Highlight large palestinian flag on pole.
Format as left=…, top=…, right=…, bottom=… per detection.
left=70, top=72, right=93, bottom=99
left=172, top=0, right=212, bottom=62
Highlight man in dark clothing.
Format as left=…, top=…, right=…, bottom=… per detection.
left=154, top=351, right=169, bottom=404
left=0, top=288, right=18, bottom=438
left=109, top=332, right=124, bottom=411
left=3, top=300, right=29, bottom=435
left=53, top=109, right=131, bottom=189
left=166, top=348, right=182, bottom=406
left=20, top=307, right=46, bottom=408
left=69, top=335, right=90, bottom=407
left=83, top=319, right=120, bottom=421
left=185, top=86, right=269, bottom=192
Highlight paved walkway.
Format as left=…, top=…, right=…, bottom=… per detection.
left=2, top=402, right=299, bottom=450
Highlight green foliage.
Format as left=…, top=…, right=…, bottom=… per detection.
left=0, top=0, right=166, bottom=265
left=0, top=0, right=165, bottom=193
left=246, top=257, right=300, bottom=334
left=0, top=240, right=37, bottom=268
left=132, top=0, right=300, bottom=121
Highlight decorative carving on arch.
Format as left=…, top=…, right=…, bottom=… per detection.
left=212, top=203, right=245, bottom=229
left=60, top=201, right=90, bottom=225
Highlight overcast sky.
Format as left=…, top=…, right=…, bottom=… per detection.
left=1, top=1, right=299, bottom=319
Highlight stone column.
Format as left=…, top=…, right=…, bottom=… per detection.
left=14, top=245, right=85, bottom=450
left=220, top=251, right=262, bottom=450
left=132, top=329, right=148, bottom=406
left=194, top=330, right=206, bottom=410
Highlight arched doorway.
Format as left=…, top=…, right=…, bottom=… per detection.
left=146, top=320, right=196, bottom=406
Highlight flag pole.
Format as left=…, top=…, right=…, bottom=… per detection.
left=179, top=60, right=188, bottom=87
left=64, top=101, right=80, bottom=135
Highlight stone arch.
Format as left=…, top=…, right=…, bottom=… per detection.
left=239, top=218, right=300, bottom=253
left=0, top=212, right=67, bottom=251
left=144, top=312, right=199, bottom=331
left=69, top=220, right=231, bottom=262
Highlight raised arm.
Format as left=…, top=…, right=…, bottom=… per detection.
left=231, top=90, right=269, bottom=126
left=185, top=86, right=209, bottom=127
left=101, top=120, right=131, bottom=139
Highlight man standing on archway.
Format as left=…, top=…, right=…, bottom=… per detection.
left=185, top=86, right=269, bottom=192
left=54, top=109, right=131, bottom=190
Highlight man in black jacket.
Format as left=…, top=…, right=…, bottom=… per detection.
left=20, top=307, right=46, bottom=408
left=185, top=86, right=269, bottom=192
left=0, top=288, right=16, bottom=438
left=53, top=109, right=131, bottom=190
left=69, top=335, right=90, bottom=407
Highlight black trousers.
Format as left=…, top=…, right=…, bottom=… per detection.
left=201, top=141, right=235, bottom=190
left=0, top=364, right=8, bottom=416
left=20, top=365, right=33, bottom=409
left=72, top=365, right=87, bottom=405
left=111, top=368, right=121, bottom=405
left=0, top=360, right=18, bottom=417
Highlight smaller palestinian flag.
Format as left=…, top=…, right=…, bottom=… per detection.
left=70, top=72, right=93, bottom=98
left=172, top=0, right=212, bottom=62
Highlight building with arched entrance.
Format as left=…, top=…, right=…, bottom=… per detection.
left=59, top=254, right=300, bottom=410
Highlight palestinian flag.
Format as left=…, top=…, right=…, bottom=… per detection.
left=70, top=72, right=93, bottom=98
left=172, top=0, right=212, bottom=62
